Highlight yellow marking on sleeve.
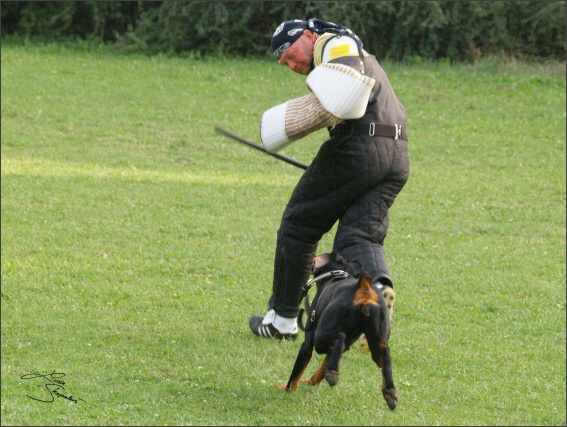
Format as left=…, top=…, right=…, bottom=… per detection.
left=329, top=44, right=350, bottom=60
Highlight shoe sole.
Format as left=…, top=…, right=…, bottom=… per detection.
left=249, top=316, right=297, bottom=341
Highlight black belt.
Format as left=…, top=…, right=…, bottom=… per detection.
left=331, top=122, right=408, bottom=141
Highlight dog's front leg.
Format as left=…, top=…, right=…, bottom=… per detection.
left=377, top=344, right=397, bottom=410
left=367, top=334, right=397, bottom=410
left=302, top=354, right=328, bottom=386
left=284, top=333, right=314, bottom=392
left=325, top=332, right=346, bottom=386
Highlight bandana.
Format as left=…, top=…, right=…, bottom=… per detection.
left=271, top=20, right=308, bottom=60
left=271, top=18, right=363, bottom=60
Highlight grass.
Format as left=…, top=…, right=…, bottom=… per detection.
left=1, top=41, right=565, bottom=426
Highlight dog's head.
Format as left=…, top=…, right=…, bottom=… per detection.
left=312, top=251, right=362, bottom=278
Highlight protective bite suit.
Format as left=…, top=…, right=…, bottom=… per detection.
left=264, top=32, right=410, bottom=318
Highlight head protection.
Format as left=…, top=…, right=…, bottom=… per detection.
left=271, top=18, right=363, bottom=60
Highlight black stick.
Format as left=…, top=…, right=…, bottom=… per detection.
left=214, top=125, right=308, bottom=170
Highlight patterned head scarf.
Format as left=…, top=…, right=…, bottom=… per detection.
left=271, top=20, right=308, bottom=60
left=271, top=18, right=363, bottom=60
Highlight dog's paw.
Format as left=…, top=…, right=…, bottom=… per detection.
left=280, top=382, right=299, bottom=392
left=383, top=387, right=398, bottom=410
left=325, top=370, right=339, bottom=386
left=358, top=334, right=371, bottom=354
left=382, top=287, right=396, bottom=321
left=300, top=377, right=322, bottom=386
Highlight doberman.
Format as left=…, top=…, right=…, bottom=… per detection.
left=280, top=252, right=397, bottom=410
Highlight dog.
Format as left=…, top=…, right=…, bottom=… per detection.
left=280, top=252, right=398, bottom=410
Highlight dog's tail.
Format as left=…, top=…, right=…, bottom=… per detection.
left=353, top=274, right=379, bottom=308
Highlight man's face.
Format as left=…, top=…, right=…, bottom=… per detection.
left=278, top=31, right=318, bottom=76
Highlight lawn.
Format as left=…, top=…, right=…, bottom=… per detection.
left=1, top=41, right=565, bottom=425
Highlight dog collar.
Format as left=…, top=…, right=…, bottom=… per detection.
left=302, top=269, right=351, bottom=295
left=305, top=269, right=351, bottom=287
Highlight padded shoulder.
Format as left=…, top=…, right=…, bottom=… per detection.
left=314, top=33, right=364, bottom=72
left=321, top=34, right=361, bottom=63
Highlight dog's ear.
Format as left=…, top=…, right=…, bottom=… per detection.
left=330, top=252, right=362, bottom=276
left=313, top=252, right=332, bottom=276
left=329, top=251, right=340, bottom=263
left=347, top=259, right=363, bottom=278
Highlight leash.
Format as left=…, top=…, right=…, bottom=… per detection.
left=298, top=270, right=351, bottom=332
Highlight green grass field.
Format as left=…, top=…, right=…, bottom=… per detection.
left=1, top=41, right=565, bottom=426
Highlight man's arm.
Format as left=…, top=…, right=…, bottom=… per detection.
left=260, top=34, right=374, bottom=153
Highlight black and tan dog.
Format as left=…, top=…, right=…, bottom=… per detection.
left=280, top=252, right=397, bottom=410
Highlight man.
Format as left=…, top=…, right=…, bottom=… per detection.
left=249, top=18, right=409, bottom=340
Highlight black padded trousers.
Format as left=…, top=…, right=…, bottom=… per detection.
left=269, top=130, right=410, bottom=318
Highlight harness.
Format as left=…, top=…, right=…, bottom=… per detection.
left=298, top=269, right=352, bottom=332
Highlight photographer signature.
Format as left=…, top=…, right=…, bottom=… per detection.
left=21, top=371, right=86, bottom=403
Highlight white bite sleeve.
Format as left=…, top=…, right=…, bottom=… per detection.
left=260, top=93, right=342, bottom=153
left=260, top=102, right=290, bottom=152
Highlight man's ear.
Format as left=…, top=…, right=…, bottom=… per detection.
left=303, top=30, right=318, bottom=44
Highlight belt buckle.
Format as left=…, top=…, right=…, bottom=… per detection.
left=395, top=124, right=401, bottom=140
left=369, top=122, right=375, bottom=136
